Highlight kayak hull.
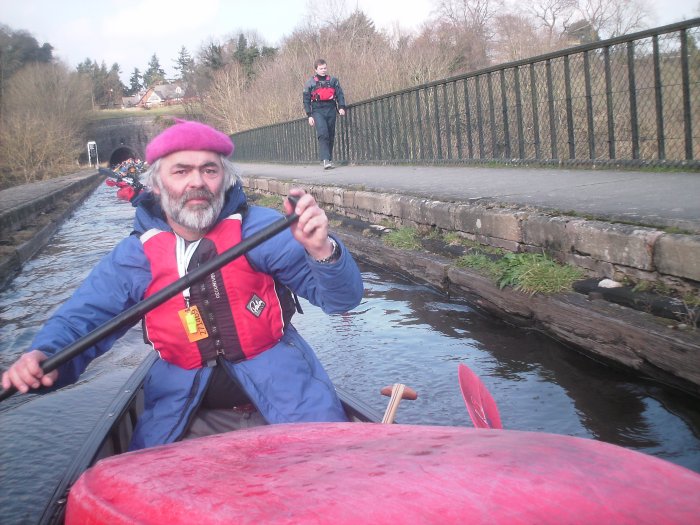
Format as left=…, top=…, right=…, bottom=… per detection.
left=66, top=422, right=700, bottom=524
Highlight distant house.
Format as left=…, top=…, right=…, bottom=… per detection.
left=136, top=82, right=197, bottom=108
left=122, top=94, right=142, bottom=108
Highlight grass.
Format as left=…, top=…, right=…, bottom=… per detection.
left=457, top=251, right=584, bottom=295
left=88, top=105, right=194, bottom=121
left=455, top=253, right=502, bottom=280
left=251, top=194, right=285, bottom=210
left=384, top=226, right=581, bottom=294
left=384, top=227, right=422, bottom=250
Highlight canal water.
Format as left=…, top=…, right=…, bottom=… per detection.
left=1, top=183, right=699, bottom=523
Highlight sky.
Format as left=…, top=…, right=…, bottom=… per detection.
left=1, top=0, right=699, bottom=84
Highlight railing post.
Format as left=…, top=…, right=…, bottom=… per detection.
left=680, top=28, right=694, bottom=160
left=406, top=91, right=416, bottom=161
left=564, top=55, right=576, bottom=159
left=487, top=72, right=497, bottom=158
left=464, top=79, right=475, bottom=159
left=475, top=75, right=485, bottom=159
left=416, top=89, right=426, bottom=161
left=433, top=85, right=442, bottom=160
left=443, top=83, right=452, bottom=160
left=453, top=81, right=463, bottom=160
left=652, top=34, right=666, bottom=160
left=530, top=63, right=542, bottom=160
left=500, top=69, right=511, bottom=158
left=627, top=41, right=640, bottom=160
left=546, top=59, right=558, bottom=159
left=584, top=51, right=596, bottom=160
left=604, top=46, right=616, bottom=160
left=514, top=66, right=525, bottom=159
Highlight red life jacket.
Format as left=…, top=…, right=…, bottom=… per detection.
left=311, top=75, right=336, bottom=102
left=141, top=214, right=293, bottom=370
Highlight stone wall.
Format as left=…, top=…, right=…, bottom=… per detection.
left=83, top=116, right=163, bottom=166
left=243, top=176, right=700, bottom=397
left=243, top=177, right=700, bottom=291
left=0, top=172, right=103, bottom=288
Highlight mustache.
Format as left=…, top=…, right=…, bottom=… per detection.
left=181, top=188, right=215, bottom=203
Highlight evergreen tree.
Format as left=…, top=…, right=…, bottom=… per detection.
left=128, top=67, right=142, bottom=96
left=173, top=46, right=195, bottom=81
left=76, top=59, right=124, bottom=108
left=200, top=42, right=225, bottom=71
left=143, top=53, right=166, bottom=87
left=0, top=25, right=54, bottom=81
left=106, top=62, right=125, bottom=106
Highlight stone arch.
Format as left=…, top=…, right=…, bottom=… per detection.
left=109, top=146, right=140, bottom=167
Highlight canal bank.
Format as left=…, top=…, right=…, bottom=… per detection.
left=0, top=167, right=698, bottom=398
left=0, top=170, right=103, bottom=288
left=239, top=168, right=700, bottom=399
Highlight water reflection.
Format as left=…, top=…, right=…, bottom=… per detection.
left=301, top=266, right=700, bottom=472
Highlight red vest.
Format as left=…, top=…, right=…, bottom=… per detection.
left=312, top=75, right=336, bottom=102
left=141, top=215, right=289, bottom=370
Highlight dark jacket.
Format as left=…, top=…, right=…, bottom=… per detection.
left=303, top=75, right=346, bottom=116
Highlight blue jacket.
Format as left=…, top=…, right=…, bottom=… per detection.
left=31, top=182, right=364, bottom=449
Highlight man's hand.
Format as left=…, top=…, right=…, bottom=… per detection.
left=338, top=108, right=346, bottom=116
left=1, top=350, right=58, bottom=393
left=308, top=116, right=315, bottom=127
left=284, top=188, right=334, bottom=261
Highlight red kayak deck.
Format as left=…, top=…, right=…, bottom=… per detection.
left=67, top=423, right=700, bottom=524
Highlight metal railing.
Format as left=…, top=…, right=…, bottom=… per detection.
left=232, top=19, right=700, bottom=169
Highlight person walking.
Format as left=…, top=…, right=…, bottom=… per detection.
left=303, top=59, right=346, bottom=170
left=1, top=119, right=364, bottom=450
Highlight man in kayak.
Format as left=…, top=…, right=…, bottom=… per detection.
left=1, top=119, right=364, bottom=450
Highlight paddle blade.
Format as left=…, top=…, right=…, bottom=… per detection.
left=105, top=178, right=117, bottom=187
left=458, top=364, right=503, bottom=429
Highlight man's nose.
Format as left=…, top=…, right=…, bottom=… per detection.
left=187, top=170, right=205, bottom=187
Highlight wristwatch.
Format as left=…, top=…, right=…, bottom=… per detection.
left=313, top=237, right=341, bottom=264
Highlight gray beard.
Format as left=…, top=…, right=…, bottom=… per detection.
left=159, top=187, right=225, bottom=234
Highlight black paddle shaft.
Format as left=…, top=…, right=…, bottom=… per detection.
left=0, top=197, right=301, bottom=402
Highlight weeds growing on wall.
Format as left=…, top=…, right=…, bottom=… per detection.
left=457, top=251, right=584, bottom=295
left=384, top=228, right=422, bottom=250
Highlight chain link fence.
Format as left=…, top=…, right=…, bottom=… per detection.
left=233, top=19, right=700, bottom=169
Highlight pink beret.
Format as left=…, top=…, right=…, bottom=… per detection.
left=145, top=119, right=234, bottom=164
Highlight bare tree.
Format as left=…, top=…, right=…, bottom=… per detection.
left=432, top=0, right=497, bottom=70
left=574, top=0, right=650, bottom=39
left=200, top=62, right=251, bottom=133
left=525, top=0, right=578, bottom=43
left=492, top=13, right=551, bottom=62
left=0, top=62, right=91, bottom=185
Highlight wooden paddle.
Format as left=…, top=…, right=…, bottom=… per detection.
left=380, top=383, right=418, bottom=424
left=0, top=196, right=301, bottom=402
left=457, top=364, right=503, bottom=429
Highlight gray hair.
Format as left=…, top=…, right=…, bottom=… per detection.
left=143, top=155, right=241, bottom=192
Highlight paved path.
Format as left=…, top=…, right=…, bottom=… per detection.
left=237, top=163, right=700, bottom=234
left=1, top=165, right=698, bottom=234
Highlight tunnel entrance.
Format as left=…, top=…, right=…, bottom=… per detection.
left=109, top=147, right=139, bottom=167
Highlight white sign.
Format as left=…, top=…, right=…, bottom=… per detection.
left=87, top=141, right=99, bottom=167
